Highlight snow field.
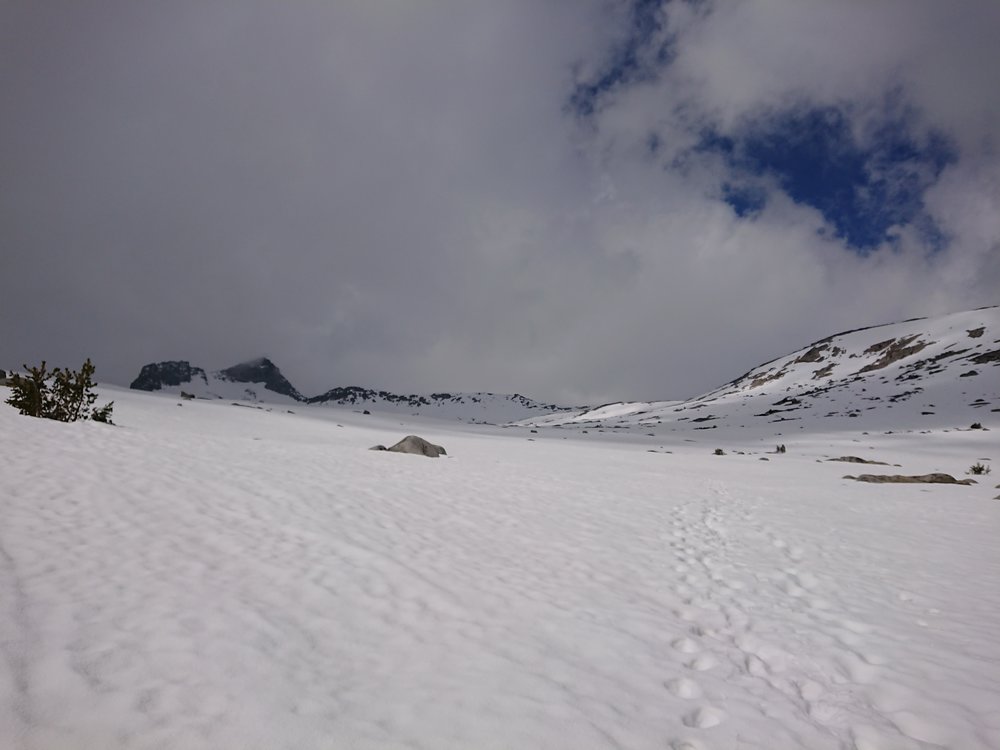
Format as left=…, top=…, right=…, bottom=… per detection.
left=1, top=387, right=999, bottom=749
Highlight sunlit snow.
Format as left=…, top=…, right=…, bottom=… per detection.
left=2, top=376, right=997, bottom=749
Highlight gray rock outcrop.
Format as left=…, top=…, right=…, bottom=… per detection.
left=131, top=361, right=208, bottom=391
left=218, top=357, right=304, bottom=401
left=384, top=435, right=447, bottom=458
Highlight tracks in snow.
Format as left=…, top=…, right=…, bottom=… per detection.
left=656, top=482, right=919, bottom=750
left=2, top=412, right=997, bottom=749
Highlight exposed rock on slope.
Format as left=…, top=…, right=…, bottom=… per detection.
left=129, top=358, right=303, bottom=404
left=130, top=361, right=208, bottom=392
left=520, top=306, right=1000, bottom=435
left=218, top=358, right=304, bottom=401
left=308, top=386, right=568, bottom=421
left=846, top=473, right=977, bottom=485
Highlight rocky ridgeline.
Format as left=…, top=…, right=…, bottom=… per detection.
left=129, top=358, right=568, bottom=421
left=129, top=306, right=998, bottom=429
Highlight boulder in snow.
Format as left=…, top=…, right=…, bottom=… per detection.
left=386, top=435, right=447, bottom=458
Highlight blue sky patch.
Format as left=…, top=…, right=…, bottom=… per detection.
left=569, top=0, right=671, bottom=117
left=699, top=104, right=956, bottom=251
left=722, top=183, right=767, bottom=218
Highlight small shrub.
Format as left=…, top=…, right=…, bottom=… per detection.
left=970, top=422, right=983, bottom=430
left=714, top=448, right=725, bottom=456
left=968, top=462, right=991, bottom=476
left=91, top=402, right=115, bottom=424
left=5, top=359, right=114, bottom=424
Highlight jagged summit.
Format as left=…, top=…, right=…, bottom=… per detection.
left=129, top=357, right=303, bottom=404
left=218, top=357, right=304, bottom=401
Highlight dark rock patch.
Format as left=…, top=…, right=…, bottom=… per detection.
left=794, top=345, right=829, bottom=364
left=773, top=396, right=802, bottom=406
left=828, top=456, right=889, bottom=465
left=845, top=473, right=976, bottom=485
left=968, top=348, right=1000, bottom=365
left=812, top=363, right=835, bottom=379
left=859, top=335, right=929, bottom=374
left=749, top=368, right=787, bottom=389
left=754, top=408, right=798, bottom=417
left=219, top=357, right=304, bottom=401
left=131, top=361, right=208, bottom=391
left=863, top=338, right=896, bottom=355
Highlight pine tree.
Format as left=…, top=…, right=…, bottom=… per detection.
left=6, top=362, right=51, bottom=418
left=5, top=359, right=114, bottom=424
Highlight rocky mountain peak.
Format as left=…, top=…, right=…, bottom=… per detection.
left=218, top=357, right=304, bottom=402
left=130, top=361, right=208, bottom=392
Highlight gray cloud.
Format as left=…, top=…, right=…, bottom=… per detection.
left=2, top=1, right=997, bottom=404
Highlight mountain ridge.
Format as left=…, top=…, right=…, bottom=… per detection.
left=519, top=305, right=999, bottom=436
left=129, top=357, right=570, bottom=422
left=128, top=305, right=998, bottom=429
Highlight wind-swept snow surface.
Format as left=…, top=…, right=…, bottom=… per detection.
left=2, top=387, right=998, bottom=749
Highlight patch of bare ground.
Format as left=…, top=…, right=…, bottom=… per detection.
left=858, top=334, right=929, bottom=373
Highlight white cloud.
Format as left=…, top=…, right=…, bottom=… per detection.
left=0, top=1, right=996, bottom=404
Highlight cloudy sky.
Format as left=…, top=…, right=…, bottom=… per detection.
left=2, top=1, right=998, bottom=404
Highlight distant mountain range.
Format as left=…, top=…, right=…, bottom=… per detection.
left=130, top=306, right=998, bottom=430
left=129, top=357, right=570, bottom=422
left=519, top=305, right=999, bottom=435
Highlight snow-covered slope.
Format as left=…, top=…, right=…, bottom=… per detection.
left=524, top=306, right=1000, bottom=436
left=1, top=385, right=997, bottom=750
